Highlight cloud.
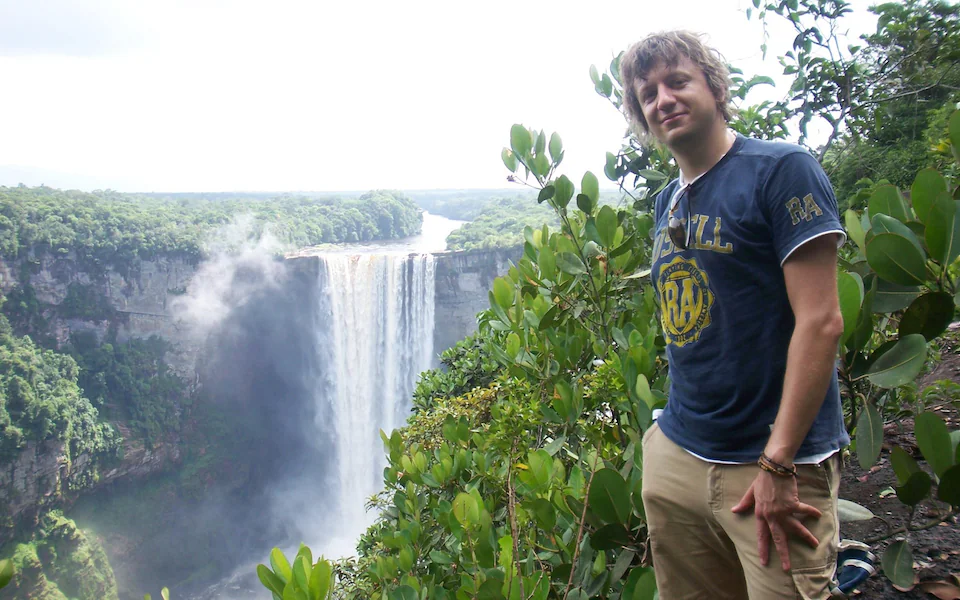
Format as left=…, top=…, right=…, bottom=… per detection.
left=0, top=0, right=146, bottom=56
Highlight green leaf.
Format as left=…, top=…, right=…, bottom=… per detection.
left=590, top=523, right=632, bottom=550
left=493, top=277, right=514, bottom=309
left=258, top=564, right=286, bottom=597
left=925, top=193, right=960, bottom=266
left=0, top=560, right=11, bottom=591
left=296, top=545, right=313, bottom=570
left=581, top=171, right=599, bottom=206
left=604, top=152, right=618, bottom=181
left=501, top=148, right=518, bottom=173
left=871, top=214, right=923, bottom=255
left=865, top=333, right=927, bottom=389
left=549, top=132, right=563, bottom=164
left=896, top=470, right=932, bottom=506
left=873, top=280, right=920, bottom=313
left=161, top=589, right=170, bottom=600
left=915, top=412, right=955, bottom=477
left=622, top=567, right=657, bottom=600
left=865, top=233, right=927, bottom=286
left=398, top=546, right=414, bottom=572
left=556, top=252, right=587, bottom=275
left=584, top=218, right=602, bottom=246
left=531, top=498, right=557, bottom=530
left=589, top=64, right=601, bottom=84
left=271, top=548, right=293, bottom=584
left=533, top=154, right=550, bottom=180
left=453, top=492, right=480, bottom=527
left=534, top=130, right=546, bottom=156
left=505, top=333, right=521, bottom=358
left=538, top=246, right=556, bottom=281
left=478, top=578, right=505, bottom=600
left=912, top=168, right=947, bottom=224
left=538, top=304, right=561, bottom=330
left=596, top=206, right=617, bottom=248
left=284, top=581, right=308, bottom=600
left=611, top=549, right=637, bottom=583
left=635, top=375, right=656, bottom=409
left=390, top=585, right=419, bottom=600
left=868, top=185, right=909, bottom=222
left=577, top=193, right=595, bottom=215
left=309, top=560, right=332, bottom=600
left=429, top=551, right=454, bottom=565
left=293, top=556, right=310, bottom=593
left=526, top=449, right=554, bottom=489
left=899, top=292, right=955, bottom=341
left=837, top=271, right=862, bottom=346
left=588, top=468, right=631, bottom=524
left=544, top=435, right=566, bottom=456
left=937, top=464, right=960, bottom=506
left=537, top=186, right=555, bottom=204
left=856, top=403, right=883, bottom=469
left=554, top=175, right=575, bottom=208
left=510, top=124, right=532, bottom=158
left=845, top=209, right=866, bottom=251
left=837, top=499, right=875, bottom=522
left=882, top=541, right=915, bottom=590
left=890, top=446, right=920, bottom=486
left=638, top=169, right=667, bottom=181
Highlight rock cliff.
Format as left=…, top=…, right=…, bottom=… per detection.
left=432, top=247, right=520, bottom=355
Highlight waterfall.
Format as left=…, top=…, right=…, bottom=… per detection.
left=314, top=252, right=436, bottom=549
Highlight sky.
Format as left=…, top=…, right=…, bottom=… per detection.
left=0, top=0, right=881, bottom=194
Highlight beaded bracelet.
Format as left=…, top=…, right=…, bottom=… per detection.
left=758, top=452, right=798, bottom=478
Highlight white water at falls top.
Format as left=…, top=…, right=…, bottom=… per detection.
left=318, top=253, right=436, bottom=547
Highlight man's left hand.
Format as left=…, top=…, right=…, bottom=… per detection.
left=731, top=470, right=822, bottom=571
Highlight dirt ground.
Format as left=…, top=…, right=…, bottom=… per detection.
left=838, top=332, right=960, bottom=599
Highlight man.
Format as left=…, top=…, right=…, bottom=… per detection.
left=622, top=31, right=850, bottom=599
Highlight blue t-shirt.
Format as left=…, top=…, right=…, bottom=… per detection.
left=650, top=133, right=851, bottom=462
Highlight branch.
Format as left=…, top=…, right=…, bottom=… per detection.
left=817, top=110, right=847, bottom=161
left=507, top=444, right=526, bottom=600
left=858, top=61, right=960, bottom=109
left=864, top=509, right=958, bottom=544
left=865, top=46, right=932, bottom=88
left=563, top=439, right=603, bottom=600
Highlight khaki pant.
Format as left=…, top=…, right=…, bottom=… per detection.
left=641, top=422, right=841, bottom=600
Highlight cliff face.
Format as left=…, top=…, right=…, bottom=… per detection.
left=432, top=247, right=520, bottom=355
left=0, top=250, right=197, bottom=539
left=0, top=250, right=201, bottom=378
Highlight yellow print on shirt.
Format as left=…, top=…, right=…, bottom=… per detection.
left=657, top=255, right=714, bottom=348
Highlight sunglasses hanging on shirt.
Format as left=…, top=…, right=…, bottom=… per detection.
left=667, top=183, right=694, bottom=250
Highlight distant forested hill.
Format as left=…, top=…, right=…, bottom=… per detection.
left=0, top=186, right=422, bottom=269
left=408, top=188, right=626, bottom=251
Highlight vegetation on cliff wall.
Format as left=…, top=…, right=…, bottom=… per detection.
left=0, top=303, right=119, bottom=464
left=69, top=332, right=186, bottom=447
left=0, top=186, right=423, bottom=270
left=0, top=511, right=118, bottom=600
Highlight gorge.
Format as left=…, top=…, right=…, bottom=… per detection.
left=0, top=212, right=519, bottom=599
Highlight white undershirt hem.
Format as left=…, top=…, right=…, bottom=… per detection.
left=780, top=229, right=847, bottom=266
left=651, top=409, right=839, bottom=466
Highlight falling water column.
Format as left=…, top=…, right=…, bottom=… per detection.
left=315, top=252, right=436, bottom=545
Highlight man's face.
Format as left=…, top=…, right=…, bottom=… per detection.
left=633, top=56, right=721, bottom=148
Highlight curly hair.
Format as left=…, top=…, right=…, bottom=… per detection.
left=621, top=30, right=733, bottom=135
